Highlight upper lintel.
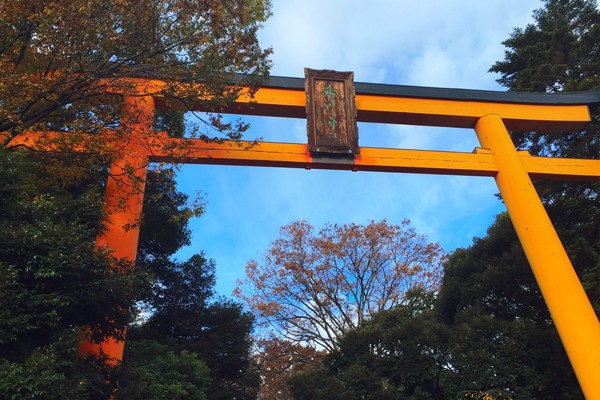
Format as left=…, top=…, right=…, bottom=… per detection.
left=199, top=75, right=597, bottom=132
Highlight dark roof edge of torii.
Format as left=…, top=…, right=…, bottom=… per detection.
left=263, top=75, right=600, bottom=106
left=126, top=65, right=600, bottom=105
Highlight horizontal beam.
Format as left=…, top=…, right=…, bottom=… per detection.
left=115, top=78, right=594, bottom=133
left=5, top=131, right=598, bottom=180
left=222, top=87, right=592, bottom=132
left=145, top=138, right=599, bottom=180
left=147, top=139, right=497, bottom=176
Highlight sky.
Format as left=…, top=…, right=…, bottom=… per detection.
left=175, top=0, right=544, bottom=297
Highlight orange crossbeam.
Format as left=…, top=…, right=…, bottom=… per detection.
left=5, top=131, right=599, bottom=180
left=146, top=138, right=600, bottom=180
left=230, top=87, right=591, bottom=132
left=104, top=78, right=593, bottom=132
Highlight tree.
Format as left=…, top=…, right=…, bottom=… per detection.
left=1, top=1, right=273, bottom=395
left=429, top=3, right=599, bottom=398
left=489, top=0, right=599, bottom=312
left=116, top=340, right=211, bottom=400
left=254, top=338, right=325, bottom=400
left=128, top=255, right=261, bottom=400
left=489, top=0, right=599, bottom=160
left=287, top=290, right=453, bottom=400
left=236, top=220, right=446, bottom=352
left=0, top=0, right=272, bottom=148
left=438, top=214, right=583, bottom=399
left=126, top=167, right=260, bottom=399
left=0, top=149, right=149, bottom=399
left=0, top=151, right=259, bottom=398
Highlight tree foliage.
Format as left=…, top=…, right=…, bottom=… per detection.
left=489, top=0, right=599, bottom=313
left=0, top=0, right=272, bottom=147
left=0, top=149, right=150, bottom=398
left=431, top=1, right=597, bottom=398
left=125, top=167, right=260, bottom=399
left=0, top=1, right=272, bottom=397
left=489, top=0, right=599, bottom=158
left=0, top=150, right=260, bottom=398
left=236, top=219, right=446, bottom=352
left=117, top=340, right=211, bottom=400
left=254, top=338, right=325, bottom=400
left=439, top=214, right=582, bottom=399
left=288, top=290, right=453, bottom=400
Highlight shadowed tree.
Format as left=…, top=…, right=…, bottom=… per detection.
left=124, top=167, right=260, bottom=399
left=489, top=0, right=599, bottom=312
left=0, top=149, right=149, bottom=399
left=254, top=338, right=325, bottom=400
left=438, top=214, right=583, bottom=399
left=0, top=1, right=273, bottom=396
left=287, top=290, right=453, bottom=400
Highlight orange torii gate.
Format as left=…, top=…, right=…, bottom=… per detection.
left=6, top=71, right=600, bottom=399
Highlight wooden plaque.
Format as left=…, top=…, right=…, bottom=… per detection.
left=305, top=68, right=359, bottom=155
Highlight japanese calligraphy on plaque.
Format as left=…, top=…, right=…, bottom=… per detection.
left=305, top=68, right=359, bottom=155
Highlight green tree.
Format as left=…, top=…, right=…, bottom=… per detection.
left=489, top=0, right=599, bottom=312
left=124, top=166, right=260, bottom=399
left=489, top=0, right=599, bottom=163
left=128, top=255, right=260, bottom=399
left=0, top=149, right=148, bottom=399
left=1, top=1, right=272, bottom=396
left=288, top=291, right=452, bottom=400
left=439, top=214, right=581, bottom=399
left=0, top=152, right=259, bottom=399
left=117, top=340, right=211, bottom=400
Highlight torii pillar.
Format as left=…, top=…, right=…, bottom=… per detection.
left=79, top=95, right=154, bottom=363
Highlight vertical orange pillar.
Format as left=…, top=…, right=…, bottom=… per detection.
left=79, top=94, right=154, bottom=364
left=475, top=114, right=600, bottom=400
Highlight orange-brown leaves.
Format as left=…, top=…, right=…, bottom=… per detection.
left=236, top=219, right=446, bottom=352
left=254, top=338, right=325, bottom=400
left=0, top=0, right=272, bottom=144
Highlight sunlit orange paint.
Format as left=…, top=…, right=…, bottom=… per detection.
left=4, top=132, right=599, bottom=180
left=100, top=78, right=593, bottom=132
left=475, top=114, right=600, bottom=400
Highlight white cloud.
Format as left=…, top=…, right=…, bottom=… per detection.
left=262, top=0, right=542, bottom=86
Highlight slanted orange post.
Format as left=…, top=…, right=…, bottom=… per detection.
left=79, top=94, right=154, bottom=364
left=474, top=114, right=600, bottom=400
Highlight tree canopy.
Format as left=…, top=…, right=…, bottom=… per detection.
left=0, top=149, right=149, bottom=399
left=288, top=290, right=451, bottom=400
left=123, top=167, right=260, bottom=399
left=489, top=0, right=599, bottom=158
left=236, top=219, right=446, bottom=352
left=0, top=150, right=261, bottom=399
left=0, top=0, right=272, bottom=147
left=489, top=0, right=599, bottom=312
left=1, top=1, right=273, bottom=398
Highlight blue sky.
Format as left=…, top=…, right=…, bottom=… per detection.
left=175, top=0, right=543, bottom=297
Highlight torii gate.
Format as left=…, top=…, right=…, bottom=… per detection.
left=6, top=70, right=600, bottom=399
